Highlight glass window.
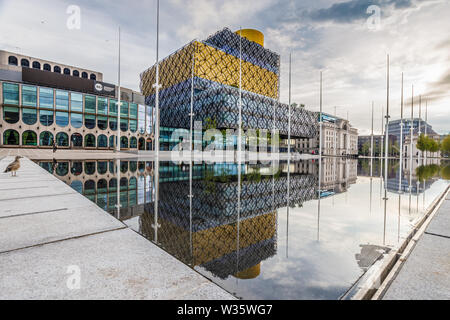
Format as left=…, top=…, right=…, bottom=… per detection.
left=97, top=97, right=108, bottom=115
left=120, top=101, right=129, bottom=118
left=85, top=95, right=96, bottom=113
left=56, top=90, right=69, bottom=110
left=8, top=56, right=18, bottom=66
left=39, top=88, right=54, bottom=109
left=84, top=180, right=96, bottom=195
left=82, top=72, right=88, bottom=79
left=130, top=137, right=137, bottom=149
left=56, top=111, right=69, bottom=127
left=109, top=117, right=117, bottom=131
left=70, top=93, right=83, bottom=112
left=90, top=74, right=97, bottom=80
left=71, top=134, right=83, bottom=147
left=3, top=106, right=20, bottom=124
left=3, top=83, right=19, bottom=105
left=120, top=118, right=128, bottom=132
left=71, top=181, right=83, bottom=192
left=109, top=99, right=118, bottom=116
left=120, top=136, right=128, bottom=149
left=98, top=135, right=108, bottom=148
left=40, top=109, right=54, bottom=126
left=54, top=66, right=61, bottom=73
left=85, top=134, right=96, bottom=147
left=56, top=162, right=69, bottom=176
left=73, top=70, right=80, bottom=77
left=139, top=138, right=145, bottom=150
left=43, top=64, right=51, bottom=71
left=98, top=162, right=108, bottom=174
left=71, top=113, right=83, bottom=128
left=22, top=130, right=37, bottom=146
left=4, top=130, right=19, bottom=145
left=56, top=132, right=69, bottom=147
left=130, top=103, right=138, bottom=119
left=32, top=61, right=41, bottom=69
left=138, top=105, right=146, bottom=134
left=21, top=59, right=30, bottom=67
left=146, top=106, right=153, bottom=133
left=63, top=68, right=71, bottom=75
left=85, top=162, right=96, bottom=175
left=85, top=114, right=96, bottom=129
left=98, top=116, right=108, bottom=130
left=109, top=136, right=117, bottom=148
left=22, top=108, right=37, bottom=125
left=130, top=120, right=137, bottom=133
left=39, top=131, right=54, bottom=146
left=22, top=85, right=37, bottom=107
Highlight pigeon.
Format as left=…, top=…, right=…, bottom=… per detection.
left=4, top=156, right=23, bottom=177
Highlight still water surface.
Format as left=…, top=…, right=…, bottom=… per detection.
left=37, top=157, right=449, bottom=299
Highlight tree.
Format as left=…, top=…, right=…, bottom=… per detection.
left=361, top=141, right=371, bottom=156
left=441, top=135, right=450, bottom=157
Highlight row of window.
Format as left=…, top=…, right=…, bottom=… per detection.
left=3, top=83, right=138, bottom=117
left=8, top=56, right=96, bottom=80
left=40, top=161, right=152, bottom=177
left=3, top=129, right=139, bottom=149
left=3, top=107, right=138, bottom=131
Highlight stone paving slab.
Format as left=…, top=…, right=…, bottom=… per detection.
left=383, top=233, right=450, bottom=300
left=426, top=200, right=450, bottom=238
left=0, top=192, right=99, bottom=218
left=0, top=228, right=235, bottom=300
left=0, top=156, right=235, bottom=300
left=0, top=206, right=125, bottom=253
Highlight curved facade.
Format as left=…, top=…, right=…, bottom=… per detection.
left=0, top=81, right=154, bottom=150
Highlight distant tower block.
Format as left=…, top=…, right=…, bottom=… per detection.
left=236, top=29, right=264, bottom=47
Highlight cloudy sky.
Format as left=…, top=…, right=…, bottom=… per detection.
left=0, top=0, right=449, bottom=135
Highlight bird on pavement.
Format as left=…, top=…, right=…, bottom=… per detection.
left=4, top=156, right=23, bottom=177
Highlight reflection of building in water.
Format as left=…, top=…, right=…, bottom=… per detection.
left=356, top=158, right=441, bottom=194
left=38, top=159, right=317, bottom=280
left=37, top=160, right=154, bottom=220
left=290, top=158, right=357, bottom=196
left=387, top=160, right=442, bottom=194
left=140, top=162, right=317, bottom=280
left=357, top=159, right=383, bottom=177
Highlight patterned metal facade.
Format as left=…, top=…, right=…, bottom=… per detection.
left=140, top=28, right=317, bottom=143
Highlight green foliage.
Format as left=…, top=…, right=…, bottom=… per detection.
left=440, top=135, right=450, bottom=156
left=417, top=134, right=440, bottom=153
left=441, top=164, right=450, bottom=180
left=204, top=117, right=217, bottom=130
left=416, top=164, right=440, bottom=182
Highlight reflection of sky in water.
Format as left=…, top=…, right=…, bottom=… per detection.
left=212, top=175, right=448, bottom=300
left=39, top=158, right=449, bottom=300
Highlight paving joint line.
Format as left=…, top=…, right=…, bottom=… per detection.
left=0, top=226, right=128, bottom=255
left=0, top=208, right=68, bottom=220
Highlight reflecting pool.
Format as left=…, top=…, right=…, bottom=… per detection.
left=37, top=157, right=449, bottom=300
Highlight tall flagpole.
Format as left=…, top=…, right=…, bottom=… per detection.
left=116, top=27, right=121, bottom=152
left=371, top=102, right=374, bottom=158
left=382, top=54, right=390, bottom=246
left=425, top=99, right=428, bottom=162
left=152, top=0, right=161, bottom=244
left=384, top=54, right=390, bottom=170
left=418, top=95, right=422, bottom=161
left=317, top=71, right=323, bottom=242
left=287, top=53, right=292, bottom=253
left=399, top=72, right=404, bottom=191
left=154, top=0, right=161, bottom=157
left=410, top=86, right=414, bottom=167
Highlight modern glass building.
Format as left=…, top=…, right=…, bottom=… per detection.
left=140, top=28, right=317, bottom=151
left=0, top=50, right=154, bottom=150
